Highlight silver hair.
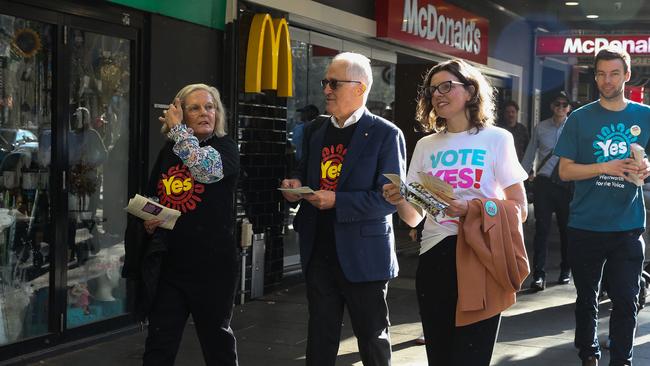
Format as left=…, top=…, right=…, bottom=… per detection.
left=161, top=83, right=227, bottom=137
left=332, top=52, right=373, bottom=102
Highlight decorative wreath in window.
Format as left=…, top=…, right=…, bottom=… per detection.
left=11, top=28, right=42, bottom=59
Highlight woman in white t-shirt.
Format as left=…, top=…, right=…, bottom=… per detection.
left=382, top=59, right=528, bottom=365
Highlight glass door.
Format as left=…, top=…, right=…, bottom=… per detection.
left=0, top=12, right=53, bottom=345
left=65, top=28, right=130, bottom=328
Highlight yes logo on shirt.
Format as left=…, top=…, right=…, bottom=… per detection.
left=593, top=123, right=637, bottom=162
left=157, top=164, right=205, bottom=213
left=320, top=144, right=347, bottom=191
left=430, top=148, right=486, bottom=189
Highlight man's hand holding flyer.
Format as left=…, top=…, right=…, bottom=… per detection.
left=126, top=194, right=181, bottom=230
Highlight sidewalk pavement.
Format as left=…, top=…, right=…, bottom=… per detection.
left=24, top=216, right=650, bottom=366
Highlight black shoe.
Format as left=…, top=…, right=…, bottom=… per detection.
left=530, top=277, right=546, bottom=291
left=558, top=271, right=571, bottom=285
left=582, top=355, right=598, bottom=366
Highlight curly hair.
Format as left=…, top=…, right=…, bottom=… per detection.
left=415, top=59, right=496, bottom=133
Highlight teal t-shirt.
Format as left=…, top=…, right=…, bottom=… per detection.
left=554, top=100, right=650, bottom=232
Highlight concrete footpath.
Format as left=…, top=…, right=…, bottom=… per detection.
left=21, top=219, right=650, bottom=366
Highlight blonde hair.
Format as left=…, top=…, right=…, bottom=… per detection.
left=161, top=83, right=226, bottom=137
left=415, top=59, right=495, bottom=133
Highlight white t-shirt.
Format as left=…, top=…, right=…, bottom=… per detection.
left=407, top=126, right=528, bottom=254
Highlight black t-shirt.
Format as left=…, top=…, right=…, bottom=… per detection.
left=147, top=135, right=239, bottom=277
left=313, top=122, right=357, bottom=261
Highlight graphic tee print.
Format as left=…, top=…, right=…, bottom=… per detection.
left=157, top=163, right=205, bottom=213
left=555, top=100, right=650, bottom=231
left=407, top=126, right=528, bottom=254
left=320, top=143, right=347, bottom=191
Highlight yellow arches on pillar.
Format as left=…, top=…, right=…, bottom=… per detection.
left=244, top=14, right=293, bottom=97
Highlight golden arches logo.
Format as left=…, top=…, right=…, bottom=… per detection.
left=245, top=14, right=293, bottom=97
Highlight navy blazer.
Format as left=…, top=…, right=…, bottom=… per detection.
left=294, top=110, right=407, bottom=282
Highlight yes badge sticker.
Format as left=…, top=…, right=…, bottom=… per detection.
left=631, top=125, right=641, bottom=137
left=485, top=200, right=498, bottom=217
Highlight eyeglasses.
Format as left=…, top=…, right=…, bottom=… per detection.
left=320, top=79, right=362, bottom=90
left=553, top=102, right=569, bottom=108
left=423, top=80, right=466, bottom=98
left=184, top=103, right=216, bottom=115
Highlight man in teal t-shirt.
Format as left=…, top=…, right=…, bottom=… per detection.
left=555, top=46, right=650, bottom=366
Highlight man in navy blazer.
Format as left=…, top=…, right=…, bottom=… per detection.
left=281, top=52, right=406, bottom=366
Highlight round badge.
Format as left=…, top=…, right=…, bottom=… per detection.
left=631, top=125, right=641, bottom=136
left=485, top=200, right=498, bottom=217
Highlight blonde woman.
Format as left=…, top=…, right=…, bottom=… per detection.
left=125, top=83, right=240, bottom=365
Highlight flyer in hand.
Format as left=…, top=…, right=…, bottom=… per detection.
left=383, top=173, right=455, bottom=217
left=126, top=194, right=181, bottom=230
left=277, top=186, right=315, bottom=194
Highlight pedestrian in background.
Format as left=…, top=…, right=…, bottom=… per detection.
left=521, top=91, right=573, bottom=291
left=498, top=100, right=529, bottom=162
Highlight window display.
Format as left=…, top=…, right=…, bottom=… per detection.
left=0, top=14, right=52, bottom=345
left=65, top=30, right=130, bottom=328
left=0, top=14, right=133, bottom=343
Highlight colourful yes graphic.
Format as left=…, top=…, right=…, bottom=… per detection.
left=429, top=149, right=486, bottom=189
left=157, top=164, right=204, bottom=213
left=320, top=144, right=347, bottom=191
left=593, top=123, right=637, bottom=163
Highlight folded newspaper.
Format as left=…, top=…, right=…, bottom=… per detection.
left=383, top=173, right=455, bottom=217
left=627, top=143, right=646, bottom=187
left=126, top=194, right=181, bottom=230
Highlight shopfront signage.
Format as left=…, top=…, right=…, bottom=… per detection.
left=108, top=0, right=227, bottom=30
left=244, top=14, right=293, bottom=97
left=537, top=35, right=650, bottom=56
left=376, top=0, right=489, bottom=64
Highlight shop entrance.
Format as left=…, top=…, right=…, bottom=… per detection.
left=0, top=3, right=138, bottom=358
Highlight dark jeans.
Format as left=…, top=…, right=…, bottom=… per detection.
left=532, top=176, right=571, bottom=279
left=568, top=228, right=645, bottom=365
left=305, top=254, right=391, bottom=366
left=416, top=236, right=501, bottom=366
left=143, top=266, right=239, bottom=366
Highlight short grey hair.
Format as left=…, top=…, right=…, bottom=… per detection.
left=332, top=52, right=373, bottom=102
left=161, top=83, right=227, bottom=137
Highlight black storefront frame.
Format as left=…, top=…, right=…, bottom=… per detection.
left=0, top=0, right=146, bottom=361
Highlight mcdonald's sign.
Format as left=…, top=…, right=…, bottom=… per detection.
left=245, top=14, right=293, bottom=97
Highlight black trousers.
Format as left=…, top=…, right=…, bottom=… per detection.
left=532, top=176, right=571, bottom=279
left=305, top=254, right=392, bottom=366
left=143, top=260, right=239, bottom=366
left=568, top=228, right=644, bottom=365
left=416, top=236, right=501, bottom=366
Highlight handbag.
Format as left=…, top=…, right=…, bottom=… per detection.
left=538, top=152, right=574, bottom=192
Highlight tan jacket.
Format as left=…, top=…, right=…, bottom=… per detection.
left=455, top=198, right=530, bottom=326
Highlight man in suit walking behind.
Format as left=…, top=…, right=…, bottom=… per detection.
left=280, top=52, right=407, bottom=366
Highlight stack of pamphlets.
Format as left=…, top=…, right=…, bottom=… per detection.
left=383, top=173, right=455, bottom=217
left=126, top=194, right=181, bottom=230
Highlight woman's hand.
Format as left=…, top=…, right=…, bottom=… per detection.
left=143, top=219, right=163, bottom=235
left=158, top=98, right=183, bottom=131
left=382, top=183, right=405, bottom=205
left=445, top=199, right=468, bottom=217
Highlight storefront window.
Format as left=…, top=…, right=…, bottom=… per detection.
left=66, top=30, right=129, bottom=328
left=0, top=14, right=52, bottom=345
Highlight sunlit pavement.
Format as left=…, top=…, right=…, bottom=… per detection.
left=24, top=213, right=650, bottom=366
